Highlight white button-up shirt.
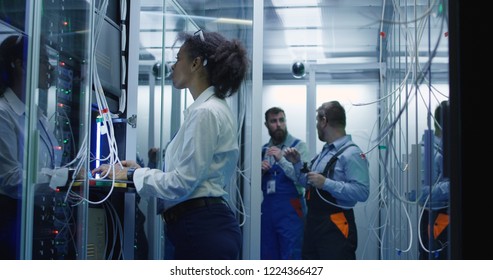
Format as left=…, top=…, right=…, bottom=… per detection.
left=133, top=86, right=238, bottom=211
left=0, top=88, right=61, bottom=198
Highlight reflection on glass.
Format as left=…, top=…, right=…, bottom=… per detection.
left=418, top=101, right=450, bottom=260
left=0, top=0, right=93, bottom=259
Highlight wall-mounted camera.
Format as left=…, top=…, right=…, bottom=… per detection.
left=291, top=61, right=306, bottom=78
left=152, top=61, right=172, bottom=79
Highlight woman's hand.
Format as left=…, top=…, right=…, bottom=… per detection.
left=91, top=160, right=141, bottom=180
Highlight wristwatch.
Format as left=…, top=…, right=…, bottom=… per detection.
left=127, top=168, right=136, bottom=181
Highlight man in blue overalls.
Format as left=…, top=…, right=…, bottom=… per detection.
left=261, top=107, right=309, bottom=259
left=418, top=101, right=450, bottom=259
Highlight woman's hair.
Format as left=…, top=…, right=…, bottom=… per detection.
left=176, top=30, right=249, bottom=99
left=0, top=34, right=26, bottom=93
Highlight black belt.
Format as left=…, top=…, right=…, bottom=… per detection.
left=161, top=197, right=226, bottom=224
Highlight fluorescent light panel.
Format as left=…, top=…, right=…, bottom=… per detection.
left=276, top=8, right=322, bottom=28
left=270, top=1, right=323, bottom=61
left=284, top=29, right=322, bottom=46
left=270, top=0, right=320, bottom=8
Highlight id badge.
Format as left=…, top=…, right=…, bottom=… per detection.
left=267, top=179, right=276, bottom=194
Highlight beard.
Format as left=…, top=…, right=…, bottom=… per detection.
left=270, top=128, right=287, bottom=144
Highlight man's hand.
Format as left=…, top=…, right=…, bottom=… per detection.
left=261, top=160, right=271, bottom=173
left=265, top=146, right=283, bottom=161
left=306, top=172, right=326, bottom=189
left=148, top=147, right=159, bottom=164
left=283, top=147, right=300, bottom=163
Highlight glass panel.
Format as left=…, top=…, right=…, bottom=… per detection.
left=137, top=0, right=254, bottom=259
left=0, top=0, right=449, bottom=261
left=379, top=2, right=450, bottom=260
left=0, top=0, right=93, bottom=259
left=260, top=1, right=449, bottom=260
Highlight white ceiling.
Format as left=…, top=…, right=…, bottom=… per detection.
left=139, top=0, right=448, bottom=82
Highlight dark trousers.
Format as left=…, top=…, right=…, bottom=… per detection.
left=0, top=195, right=20, bottom=260
left=302, top=209, right=357, bottom=260
left=165, top=202, right=241, bottom=260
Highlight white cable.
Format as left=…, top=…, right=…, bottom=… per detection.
left=66, top=0, right=123, bottom=206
